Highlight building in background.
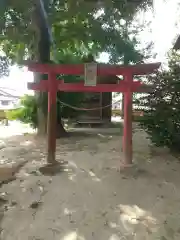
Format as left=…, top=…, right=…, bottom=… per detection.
left=0, top=88, right=20, bottom=110
left=0, top=88, right=21, bottom=121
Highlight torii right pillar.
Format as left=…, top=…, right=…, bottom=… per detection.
left=121, top=64, right=160, bottom=167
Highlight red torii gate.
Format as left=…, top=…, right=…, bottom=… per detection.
left=26, top=62, right=160, bottom=166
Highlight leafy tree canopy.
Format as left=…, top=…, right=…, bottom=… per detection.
left=0, top=0, right=153, bottom=70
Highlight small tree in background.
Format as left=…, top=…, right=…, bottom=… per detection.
left=138, top=51, right=180, bottom=151
left=7, top=95, right=38, bottom=128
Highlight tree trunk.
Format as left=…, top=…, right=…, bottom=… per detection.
left=56, top=97, right=68, bottom=138
left=34, top=72, right=47, bottom=136
left=35, top=5, right=50, bottom=135
left=56, top=122, right=68, bottom=138
left=35, top=1, right=67, bottom=138
left=121, top=22, right=129, bottom=120
left=101, top=92, right=112, bottom=122
left=36, top=94, right=47, bottom=136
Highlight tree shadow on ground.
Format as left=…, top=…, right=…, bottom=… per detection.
left=1, top=127, right=180, bottom=239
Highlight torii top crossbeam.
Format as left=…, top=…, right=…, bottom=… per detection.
left=27, top=62, right=160, bottom=76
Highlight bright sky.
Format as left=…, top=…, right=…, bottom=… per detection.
left=151, top=0, right=180, bottom=60
left=0, top=0, right=180, bottom=95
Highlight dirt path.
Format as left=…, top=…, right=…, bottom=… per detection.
left=0, top=127, right=180, bottom=240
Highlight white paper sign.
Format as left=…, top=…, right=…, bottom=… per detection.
left=84, top=63, right=97, bottom=86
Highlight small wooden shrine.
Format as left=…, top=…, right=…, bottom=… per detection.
left=77, top=74, right=120, bottom=123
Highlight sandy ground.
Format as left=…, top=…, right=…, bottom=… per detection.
left=0, top=123, right=180, bottom=239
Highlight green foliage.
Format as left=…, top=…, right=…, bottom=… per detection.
left=0, top=0, right=152, bottom=67
left=0, top=0, right=35, bottom=62
left=138, top=51, right=180, bottom=151
left=7, top=95, right=37, bottom=128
